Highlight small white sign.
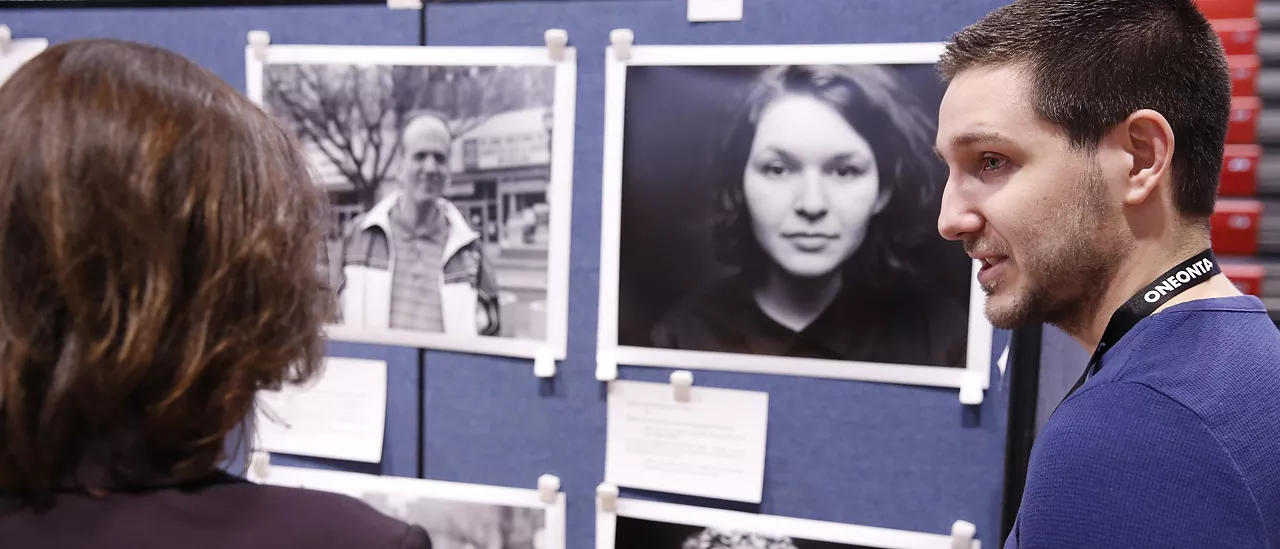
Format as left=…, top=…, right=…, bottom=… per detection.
left=605, top=379, right=769, bottom=503
left=387, top=0, right=423, bottom=9
left=255, top=357, right=388, bottom=463
left=0, top=39, right=49, bottom=86
left=688, top=0, right=744, bottom=22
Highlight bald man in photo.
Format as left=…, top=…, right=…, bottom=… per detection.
left=338, top=110, right=501, bottom=336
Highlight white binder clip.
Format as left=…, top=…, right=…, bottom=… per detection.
left=950, top=520, right=976, bottom=549
left=597, top=482, right=620, bottom=513
left=959, top=371, right=984, bottom=406
left=537, top=474, right=561, bottom=504
left=596, top=349, right=618, bottom=381
left=671, top=370, right=694, bottom=402
left=610, top=29, right=634, bottom=62
left=248, top=449, right=271, bottom=483
left=534, top=347, right=557, bottom=378
left=0, top=26, right=11, bottom=56
left=544, top=28, right=568, bottom=62
left=247, top=30, right=271, bottom=63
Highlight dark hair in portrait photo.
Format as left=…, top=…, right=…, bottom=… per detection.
left=616, top=63, right=972, bottom=368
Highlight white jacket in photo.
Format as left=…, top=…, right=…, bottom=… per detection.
left=337, top=191, right=501, bottom=336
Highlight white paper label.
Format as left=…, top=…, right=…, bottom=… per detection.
left=387, top=0, right=423, bottom=9
left=688, top=0, right=744, bottom=22
left=255, top=357, right=388, bottom=463
left=605, top=379, right=769, bottom=503
left=0, top=40, right=48, bottom=86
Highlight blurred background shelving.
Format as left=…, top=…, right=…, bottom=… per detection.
left=1193, top=0, right=1280, bottom=321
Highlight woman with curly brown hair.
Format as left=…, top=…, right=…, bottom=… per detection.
left=0, top=39, right=429, bottom=548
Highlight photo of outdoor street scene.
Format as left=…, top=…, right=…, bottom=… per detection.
left=262, top=61, right=558, bottom=341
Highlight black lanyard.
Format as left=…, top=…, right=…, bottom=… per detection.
left=1020, top=249, right=1222, bottom=544
left=1060, top=248, right=1221, bottom=402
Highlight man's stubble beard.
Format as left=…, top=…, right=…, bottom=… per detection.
left=985, top=166, right=1131, bottom=335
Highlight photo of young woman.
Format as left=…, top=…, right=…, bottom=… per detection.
left=613, top=60, right=975, bottom=372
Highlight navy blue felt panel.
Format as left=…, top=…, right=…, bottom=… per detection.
left=0, top=5, right=423, bottom=479
left=423, top=1, right=1013, bottom=549
left=0, top=5, right=417, bottom=92
left=270, top=342, right=422, bottom=478
left=1035, top=325, right=1089, bottom=434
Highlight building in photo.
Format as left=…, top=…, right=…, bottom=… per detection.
left=305, top=104, right=555, bottom=342
left=447, top=105, right=556, bottom=341
left=447, top=105, right=555, bottom=249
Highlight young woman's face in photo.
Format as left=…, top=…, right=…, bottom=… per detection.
left=742, top=94, right=886, bottom=279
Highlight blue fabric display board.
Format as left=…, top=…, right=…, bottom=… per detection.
left=1036, top=327, right=1089, bottom=434
left=423, top=3, right=1012, bottom=549
left=2, top=1, right=1016, bottom=548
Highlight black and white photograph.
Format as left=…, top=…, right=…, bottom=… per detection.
left=597, top=44, right=991, bottom=388
left=247, top=44, right=576, bottom=360
left=263, top=467, right=567, bottom=549
left=618, top=517, right=873, bottom=549
left=600, top=499, right=977, bottom=549
left=360, top=487, right=548, bottom=549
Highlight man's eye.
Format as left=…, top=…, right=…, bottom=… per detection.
left=981, top=155, right=1007, bottom=172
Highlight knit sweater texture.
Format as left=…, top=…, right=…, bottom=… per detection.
left=1006, top=295, right=1280, bottom=548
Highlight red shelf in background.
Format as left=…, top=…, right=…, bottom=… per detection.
left=1229, top=55, right=1260, bottom=96
left=1212, top=199, right=1263, bottom=256
left=1227, top=96, right=1261, bottom=144
left=1214, top=18, right=1260, bottom=56
left=1197, top=0, right=1257, bottom=20
left=1221, top=144, right=1261, bottom=197
left=1221, top=262, right=1266, bottom=296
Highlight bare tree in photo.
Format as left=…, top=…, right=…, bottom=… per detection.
left=266, top=64, right=399, bottom=211
left=265, top=63, right=556, bottom=212
left=394, top=65, right=556, bottom=137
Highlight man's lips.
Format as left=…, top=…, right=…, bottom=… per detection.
left=975, top=255, right=1009, bottom=286
left=976, top=256, right=1007, bottom=270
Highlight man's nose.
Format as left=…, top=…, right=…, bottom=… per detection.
left=421, top=155, right=441, bottom=172
left=937, top=179, right=983, bottom=241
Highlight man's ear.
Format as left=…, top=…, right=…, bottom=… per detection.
left=1115, top=109, right=1175, bottom=207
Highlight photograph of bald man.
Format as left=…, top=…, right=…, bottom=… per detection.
left=339, top=111, right=501, bottom=336
left=259, top=59, right=561, bottom=348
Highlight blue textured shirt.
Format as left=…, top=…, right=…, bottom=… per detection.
left=1007, top=295, right=1280, bottom=548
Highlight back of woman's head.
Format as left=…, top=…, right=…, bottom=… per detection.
left=0, top=39, right=332, bottom=502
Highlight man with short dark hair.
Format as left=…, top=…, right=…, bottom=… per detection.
left=935, top=1, right=1280, bottom=547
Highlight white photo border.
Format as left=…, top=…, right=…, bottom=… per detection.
left=596, top=43, right=993, bottom=390
left=598, top=498, right=979, bottom=549
left=245, top=44, right=577, bottom=362
left=0, top=38, right=50, bottom=80
left=263, top=465, right=567, bottom=549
